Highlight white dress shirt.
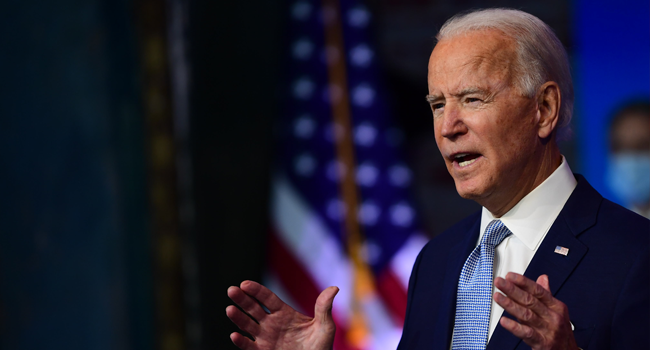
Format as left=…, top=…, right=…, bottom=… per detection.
left=478, top=156, right=577, bottom=341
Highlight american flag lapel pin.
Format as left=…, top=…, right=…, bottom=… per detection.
left=554, top=246, right=569, bottom=256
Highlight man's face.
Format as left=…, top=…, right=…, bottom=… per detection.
left=427, top=30, right=543, bottom=213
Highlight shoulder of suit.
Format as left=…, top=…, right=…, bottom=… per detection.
left=598, top=198, right=650, bottom=240
left=567, top=174, right=649, bottom=246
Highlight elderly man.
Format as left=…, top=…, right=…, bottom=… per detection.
left=226, top=9, right=649, bottom=350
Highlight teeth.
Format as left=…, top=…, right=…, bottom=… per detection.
left=459, top=157, right=478, bottom=167
left=454, top=153, right=469, bottom=159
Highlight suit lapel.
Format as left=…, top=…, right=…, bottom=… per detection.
left=433, top=217, right=481, bottom=350
left=486, top=175, right=600, bottom=350
left=487, top=217, right=589, bottom=350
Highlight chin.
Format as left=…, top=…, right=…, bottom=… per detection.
left=453, top=179, right=487, bottom=201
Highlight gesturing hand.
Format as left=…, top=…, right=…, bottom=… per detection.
left=494, top=273, right=579, bottom=350
left=226, top=280, right=339, bottom=350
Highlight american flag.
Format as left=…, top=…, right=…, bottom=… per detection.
left=265, top=1, right=428, bottom=349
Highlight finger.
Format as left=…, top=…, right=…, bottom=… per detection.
left=314, top=286, right=339, bottom=327
left=494, top=277, right=550, bottom=320
left=493, top=290, right=544, bottom=327
left=536, top=274, right=550, bottom=292
left=228, top=286, right=268, bottom=321
left=505, top=272, right=555, bottom=307
left=240, top=280, right=287, bottom=313
left=230, top=332, right=258, bottom=350
left=532, top=274, right=573, bottom=318
left=226, top=305, right=262, bottom=337
left=499, top=316, right=543, bottom=345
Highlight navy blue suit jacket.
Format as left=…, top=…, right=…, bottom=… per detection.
left=397, top=175, right=650, bottom=349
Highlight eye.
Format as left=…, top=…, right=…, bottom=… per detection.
left=432, top=103, right=445, bottom=110
left=431, top=103, right=445, bottom=116
left=465, top=97, right=482, bottom=105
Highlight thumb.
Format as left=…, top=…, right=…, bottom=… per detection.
left=536, top=274, right=550, bottom=292
left=315, top=286, right=339, bottom=326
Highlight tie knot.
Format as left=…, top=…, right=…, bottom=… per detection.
left=481, top=220, right=512, bottom=247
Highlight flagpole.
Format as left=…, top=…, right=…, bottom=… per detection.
left=321, top=0, right=374, bottom=347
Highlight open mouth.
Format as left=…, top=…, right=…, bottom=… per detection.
left=453, top=153, right=481, bottom=167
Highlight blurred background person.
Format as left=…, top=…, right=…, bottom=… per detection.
left=606, top=101, right=650, bottom=218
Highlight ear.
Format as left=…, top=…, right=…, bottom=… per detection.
left=535, top=81, right=561, bottom=139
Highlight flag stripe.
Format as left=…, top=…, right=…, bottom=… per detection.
left=376, top=268, right=407, bottom=326
left=271, top=175, right=353, bottom=324
left=389, top=234, right=428, bottom=289
left=268, top=228, right=360, bottom=350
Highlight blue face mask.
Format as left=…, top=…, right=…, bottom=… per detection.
left=606, top=153, right=650, bottom=206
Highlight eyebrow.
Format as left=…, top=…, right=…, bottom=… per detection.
left=426, top=87, right=489, bottom=103
left=452, top=87, right=488, bottom=97
left=425, top=94, right=442, bottom=103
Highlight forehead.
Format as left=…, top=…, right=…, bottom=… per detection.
left=613, top=112, right=650, bottom=131
left=612, top=112, right=650, bottom=141
left=427, top=30, right=517, bottom=92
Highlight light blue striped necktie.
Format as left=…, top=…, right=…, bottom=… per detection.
left=451, top=219, right=512, bottom=350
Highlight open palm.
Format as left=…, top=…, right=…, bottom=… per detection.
left=226, top=280, right=339, bottom=350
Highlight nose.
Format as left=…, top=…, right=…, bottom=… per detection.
left=438, top=103, right=467, bottom=140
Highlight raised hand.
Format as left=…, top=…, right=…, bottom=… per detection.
left=226, top=280, right=339, bottom=350
left=493, top=273, right=579, bottom=350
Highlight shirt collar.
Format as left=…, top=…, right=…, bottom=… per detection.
left=479, top=156, right=577, bottom=250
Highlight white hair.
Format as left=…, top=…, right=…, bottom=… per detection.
left=436, top=8, right=573, bottom=139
